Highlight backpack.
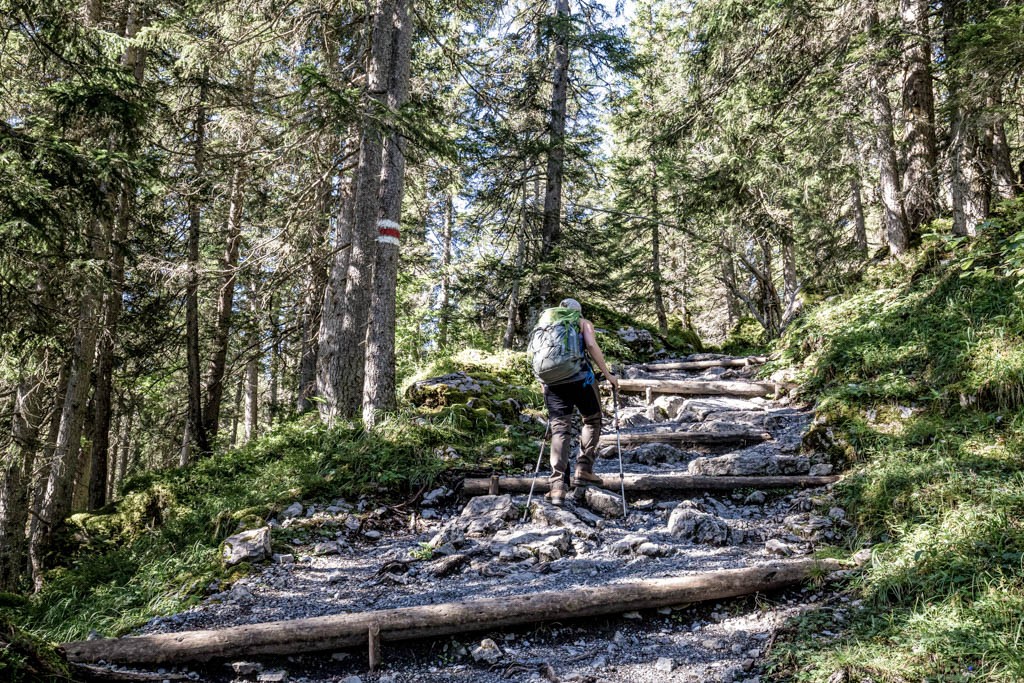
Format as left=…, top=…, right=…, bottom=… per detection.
left=527, top=307, right=586, bottom=385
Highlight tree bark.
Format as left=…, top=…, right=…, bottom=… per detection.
left=616, top=378, right=782, bottom=397
left=318, top=0, right=394, bottom=422
left=297, top=165, right=334, bottom=413
left=202, top=164, right=246, bottom=439
left=184, top=73, right=210, bottom=461
left=649, top=161, right=668, bottom=335
left=65, top=559, right=848, bottom=665
left=899, top=0, right=938, bottom=235
left=0, top=375, right=45, bottom=591
left=439, top=191, right=455, bottom=350
left=867, top=10, right=909, bottom=255
left=364, top=0, right=413, bottom=427
left=315, top=155, right=357, bottom=421
left=30, top=288, right=100, bottom=588
left=537, top=0, right=571, bottom=306
left=638, top=357, right=767, bottom=372
left=464, top=473, right=839, bottom=496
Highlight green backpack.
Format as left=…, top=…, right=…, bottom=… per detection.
left=527, top=307, right=586, bottom=385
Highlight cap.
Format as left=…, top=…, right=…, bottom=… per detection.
left=559, top=298, right=582, bottom=312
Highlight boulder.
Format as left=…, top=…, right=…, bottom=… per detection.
left=666, top=505, right=733, bottom=545
left=458, top=495, right=517, bottom=536
left=616, top=327, right=659, bottom=355
left=406, top=372, right=488, bottom=407
left=585, top=487, right=624, bottom=518
left=624, top=442, right=688, bottom=466
left=493, top=528, right=574, bottom=560
left=222, top=527, right=272, bottom=567
left=652, top=395, right=686, bottom=420
left=280, top=502, right=304, bottom=519
left=681, top=397, right=763, bottom=420
left=687, top=450, right=809, bottom=476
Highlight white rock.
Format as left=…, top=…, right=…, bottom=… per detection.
left=272, top=553, right=294, bottom=565
left=810, top=463, right=834, bottom=476
left=339, top=676, right=363, bottom=683
left=231, top=662, right=263, bottom=675
left=654, top=657, right=674, bottom=672
left=222, top=527, right=271, bottom=567
left=744, top=491, right=767, bottom=505
left=765, top=539, right=794, bottom=557
left=666, top=506, right=732, bottom=545
left=585, top=487, right=624, bottom=518
left=281, top=503, right=304, bottom=519
left=459, top=495, right=517, bottom=536
left=257, top=670, right=288, bottom=683
left=471, top=638, right=502, bottom=664
left=364, top=530, right=382, bottom=540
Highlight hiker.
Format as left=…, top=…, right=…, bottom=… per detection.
left=527, top=298, right=619, bottom=505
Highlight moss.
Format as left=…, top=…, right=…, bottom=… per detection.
left=0, top=615, right=71, bottom=682
left=769, top=203, right=1024, bottom=682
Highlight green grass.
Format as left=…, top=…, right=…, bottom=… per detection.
left=5, top=351, right=545, bottom=648
left=768, top=201, right=1024, bottom=682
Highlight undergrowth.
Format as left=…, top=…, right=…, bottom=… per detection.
left=6, top=350, right=546, bottom=647
left=768, top=200, right=1024, bottom=682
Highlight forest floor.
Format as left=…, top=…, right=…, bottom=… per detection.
left=86, top=356, right=857, bottom=683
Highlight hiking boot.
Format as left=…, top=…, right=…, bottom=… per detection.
left=545, top=480, right=567, bottom=506
left=571, top=468, right=604, bottom=487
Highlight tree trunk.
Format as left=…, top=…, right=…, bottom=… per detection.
left=988, top=98, right=1017, bottom=200
left=465, top=473, right=836, bottom=496
left=364, top=0, right=413, bottom=427
left=30, top=289, right=100, bottom=588
left=297, top=167, right=333, bottom=413
left=943, top=3, right=989, bottom=236
left=244, top=357, right=259, bottom=445
left=315, top=154, right=357, bottom=421
left=87, top=0, right=146, bottom=512
left=318, top=0, right=395, bottom=421
left=438, top=191, right=455, bottom=350
left=899, top=0, right=938, bottom=235
left=0, top=375, right=44, bottom=591
left=649, top=161, right=668, bottom=336
left=184, top=74, right=210, bottom=461
left=867, top=10, right=909, bottom=255
left=64, top=559, right=847, bottom=665
left=230, top=376, right=243, bottom=448
left=849, top=174, right=868, bottom=253
left=537, top=0, right=571, bottom=306
left=202, top=164, right=246, bottom=438
left=112, top=407, right=133, bottom=499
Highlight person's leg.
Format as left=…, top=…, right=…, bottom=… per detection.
left=542, top=384, right=575, bottom=504
left=572, top=381, right=604, bottom=485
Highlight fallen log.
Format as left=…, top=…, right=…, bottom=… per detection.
left=597, top=428, right=770, bottom=446
left=63, top=559, right=847, bottom=666
left=462, top=473, right=840, bottom=496
left=617, top=378, right=782, bottom=397
left=639, top=357, right=767, bottom=372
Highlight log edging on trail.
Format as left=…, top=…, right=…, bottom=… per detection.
left=462, top=473, right=841, bottom=496
left=597, top=429, right=771, bottom=446
left=638, top=357, right=768, bottom=372
left=616, top=379, right=784, bottom=397
left=62, top=559, right=848, bottom=665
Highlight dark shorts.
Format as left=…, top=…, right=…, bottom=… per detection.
left=543, top=378, right=601, bottom=419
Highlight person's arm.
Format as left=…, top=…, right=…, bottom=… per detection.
left=580, top=318, right=618, bottom=389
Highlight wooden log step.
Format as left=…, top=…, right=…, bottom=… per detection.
left=62, top=559, right=848, bottom=666
left=617, top=379, right=781, bottom=397
left=598, top=428, right=771, bottom=446
left=462, top=473, right=840, bottom=496
left=638, top=356, right=767, bottom=372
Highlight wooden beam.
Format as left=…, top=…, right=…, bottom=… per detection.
left=462, top=473, right=840, bottom=496
left=617, top=379, right=781, bottom=397
left=63, top=560, right=848, bottom=665
left=639, top=357, right=768, bottom=372
left=597, top=429, right=770, bottom=446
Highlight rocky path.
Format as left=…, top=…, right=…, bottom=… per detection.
left=89, top=355, right=855, bottom=683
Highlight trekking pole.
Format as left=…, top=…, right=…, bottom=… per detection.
left=613, top=385, right=628, bottom=517
left=522, top=422, right=551, bottom=523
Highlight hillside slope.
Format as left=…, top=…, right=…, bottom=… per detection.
left=768, top=201, right=1024, bottom=681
